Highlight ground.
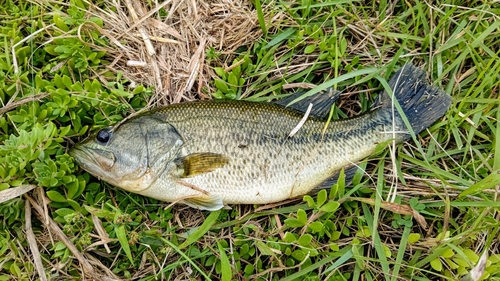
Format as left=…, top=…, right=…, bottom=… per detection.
left=0, top=0, right=499, bottom=280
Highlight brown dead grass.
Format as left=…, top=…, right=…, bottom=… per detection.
left=82, top=0, right=263, bottom=106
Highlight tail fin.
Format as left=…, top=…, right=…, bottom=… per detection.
left=373, top=64, right=452, bottom=139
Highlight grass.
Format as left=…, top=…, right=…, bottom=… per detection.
left=0, top=0, right=499, bottom=280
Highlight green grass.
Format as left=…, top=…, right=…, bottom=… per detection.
left=1, top=0, right=500, bottom=280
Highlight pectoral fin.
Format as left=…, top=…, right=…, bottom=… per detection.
left=183, top=195, right=224, bottom=211
left=175, top=152, right=229, bottom=178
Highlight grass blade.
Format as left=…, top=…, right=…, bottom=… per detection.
left=262, top=28, right=296, bottom=50
left=280, top=247, right=353, bottom=281
left=217, top=242, right=232, bottom=281
left=115, top=224, right=134, bottom=265
left=459, top=171, right=500, bottom=198
left=161, top=238, right=212, bottom=280
left=253, top=0, right=267, bottom=36
left=178, top=210, right=221, bottom=249
left=391, top=224, right=412, bottom=281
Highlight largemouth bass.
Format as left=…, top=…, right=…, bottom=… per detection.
left=70, top=64, right=452, bottom=210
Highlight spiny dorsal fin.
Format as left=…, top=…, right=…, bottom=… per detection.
left=175, top=152, right=229, bottom=178
left=275, top=87, right=340, bottom=119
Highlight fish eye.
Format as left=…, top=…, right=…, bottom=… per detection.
left=96, top=129, right=112, bottom=144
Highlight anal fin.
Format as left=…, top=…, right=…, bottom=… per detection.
left=312, top=165, right=361, bottom=193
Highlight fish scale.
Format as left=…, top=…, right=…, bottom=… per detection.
left=70, top=64, right=452, bottom=210
left=137, top=101, right=386, bottom=205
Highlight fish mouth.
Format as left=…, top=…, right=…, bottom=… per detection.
left=70, top=145, right=157, bottom=193
left=69, top=145, right=92, bottom=166
left=70, top=145, right=116, bottom=175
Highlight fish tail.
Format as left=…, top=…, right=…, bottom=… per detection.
left=373, top=64, right=452, bottom=140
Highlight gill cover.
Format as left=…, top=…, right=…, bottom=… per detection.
left=117, top=115, right=185, bottom=191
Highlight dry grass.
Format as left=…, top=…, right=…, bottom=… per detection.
left=81, top=0, right=410, bottom=106
left=81, top=0, right=263, bottom=106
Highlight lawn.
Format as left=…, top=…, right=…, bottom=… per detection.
left=0, top=0, right=499, bottom=280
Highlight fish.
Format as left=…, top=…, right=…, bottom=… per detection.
left=70, top=64, right=452, bottom=210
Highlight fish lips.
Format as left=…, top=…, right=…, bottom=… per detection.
left=70, top=145, right=116, bottom=177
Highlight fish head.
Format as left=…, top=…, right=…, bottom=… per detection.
left=70, top=116, right=184, bottom=192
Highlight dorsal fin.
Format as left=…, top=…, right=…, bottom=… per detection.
left=275, top=87, right=340, bottom=119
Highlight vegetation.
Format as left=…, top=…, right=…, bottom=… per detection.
left=0, top=0, right=499, bottom=280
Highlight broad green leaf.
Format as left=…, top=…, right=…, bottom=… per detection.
left=244, top=264, right=254, bottom=275
left=9, top=262, right=21, bottom=277
left=430, top=258, right=443, bottom=272
left=0, top=183, right=9, bottom=191
left=320, top=201, right=340, bottom=213
left=460, top=251, right=488, bottom=281
left=336, top=168, right=346, bottom=194
left=291, top=249, right=307, bottom=261
left=304, top=45, right=316, bottom=54
left=463, top=249, right=479, bottom=263
left=53, top=13, right=69, bottom=32
left=62, top=75, right=72, bottom=89
left=340, top=37, right=347, bottom=55
left=441, top=248, right=455, bottom=258
left=297, top=209, right=307, bottom=224
left=298, top=234, right=313, bottom=247
left=54, top=74, right=64, bottom=89
left=316, top=189, right=327, bottom=207
left=91, top=79, right=101, bottom=92
left=228, top=72, right=238, bottom=88
left=303, top=195, right=315, bottom=207
left=285, top=218, right=303, bottom=228
left=46, top=190, right=66, bottom=202
left=67, top=199, right=81, bottom=212
left=308, top=221, right=323, bottom=232
left=84, top=205, right=112, bottom=218
left=214, top=67, right=226, bottom=78
left=238, top=77, right=245, bottom=86
left=232, top=63, right=241, bottom=78
left=54, top=208, right=75, bottom=218
left=215, top=79, right=229, bottom=94
left=383, top=245, right=392, bottom=258
left=66, top=181, right=79, bottom=199
left=283, top=232, right=296, bottom=243
left=329, top=178, right=339, bottom=200
left=408, top=233, right=420, bottom=244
